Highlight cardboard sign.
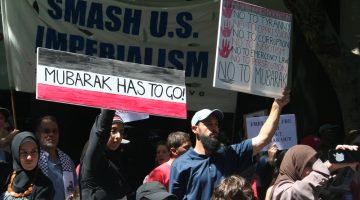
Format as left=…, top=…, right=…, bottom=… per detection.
left=246, top=114, right=297, bottom=151
left=36, top=48, right=187, bottom=118
left=214, top=0, right=292, bottom=98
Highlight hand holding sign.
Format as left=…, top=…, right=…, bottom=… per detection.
left=273, top=87, right=291, bottom=109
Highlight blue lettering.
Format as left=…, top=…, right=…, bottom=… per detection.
left=35, top=26, right=45, bottom=52
left=69, top=34, right=84, bottom=52
left=158, top=49, right=166, bottom=67
left=150, top=11, right=168, bottom=37
left=99, top=43, right=115, bottom=59
left=168, top=50, right=184, bottom=70
left=64, top=0, right=86, bottom=26
left=105, top=6, right=121, bottom=32
left=144, top=48, right=153, bottom=65
left=123, top=8, right=141, bottom=35
left=176, top=12, right=192, bottom=38
left=87, top=3, right=104, bottom=30
left=186, top=52, right=208, bottom=78
left=117, top=45, right=125, bottom=61
left=127, top=46, right=141, bottom=63
left=47, top=0, right=62, bottom=19
left=85, top=39, right=97, bottom=55
left=45, top=27, right=67, bottom=51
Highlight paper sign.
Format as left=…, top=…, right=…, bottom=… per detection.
left=115, top=110, right=149, bottom=123
left=214, top=0, right=292, bottom=98
left=246, top=114, right=297, bottom=151
left=36, top=48, right=187, bottom=118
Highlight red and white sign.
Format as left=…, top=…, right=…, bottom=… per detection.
left=36, top=48, right=187, bottom=119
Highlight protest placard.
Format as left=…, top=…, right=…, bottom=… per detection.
left=36, top=48, right=187, bottom=118
left=214, top=0, right=292, bottom=98
left=246, top=114, right=297, bottom=151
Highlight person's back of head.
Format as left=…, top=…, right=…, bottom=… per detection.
left=136, top=181, right=178, bottom=200
left=211, top=175, right=254, bottom=200
left=167, top=131, right=192, bottom=158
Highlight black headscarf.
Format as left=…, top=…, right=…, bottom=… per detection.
left=10, top=131, right=40, bottom=193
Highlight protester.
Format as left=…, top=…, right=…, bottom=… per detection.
left=211, top=175, right=255, bottom=200
left=268, top=144, right=359, bottom=200
left=169, top=88, right=290, bottom=199
left=35, top=116, right=77, bottom=200
left=79, top=110, right=133, bottom=200
left=0, top=107, right=19, bottom=154
left=145, top=131, right=192, bottom=190
left=154, top=141, right=171, bottom=166
left=136, top=181, right=177, bottom=200
left=0, top=131, right=54, bottom=199
left=318, top=123, right=342, bottom=161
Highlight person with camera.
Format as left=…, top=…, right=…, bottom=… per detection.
left=267, top=144, right=358, bottom=200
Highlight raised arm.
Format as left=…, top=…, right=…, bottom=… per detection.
left=82, top=109, right=115, bottom=169
left=252, top=88, right=290, bottom=155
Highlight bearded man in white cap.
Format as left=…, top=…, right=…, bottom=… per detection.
left=169, top=88, right=290, bottom=200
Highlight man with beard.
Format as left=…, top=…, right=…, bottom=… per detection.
left=169, top=88, right=290, bottom=200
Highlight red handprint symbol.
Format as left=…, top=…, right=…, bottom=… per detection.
left=219, top=39, right=233, bottom=58
left=221, top=20, right=232, bottom=37
left=222, top=0, right=234, bottom=18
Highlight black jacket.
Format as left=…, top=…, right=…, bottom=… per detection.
left=79, top=109, right=132, bottom=200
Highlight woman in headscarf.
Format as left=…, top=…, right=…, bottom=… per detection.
left=79, top=109, right=133, bottom=200
left=0, top=131, right=54, bottom=200
left=267, top=144, right=358, bottom=200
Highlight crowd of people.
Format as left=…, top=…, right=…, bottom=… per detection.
left=0, top=88, right=360, bottom=200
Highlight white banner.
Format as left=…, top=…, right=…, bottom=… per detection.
left=246, top=114, right=297, bottom=151
left=1, top=0, right=237, bottom=112
left=214, top=0, right=292, bottom=98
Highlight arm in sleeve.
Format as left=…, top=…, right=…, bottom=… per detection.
left=169, top=163, right=186, bottom=199
left=81, top=109, right=115, bottom=171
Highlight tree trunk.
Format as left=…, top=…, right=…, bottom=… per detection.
left=283, top=0, right=360, bottom=133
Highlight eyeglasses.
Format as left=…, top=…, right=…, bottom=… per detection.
left=19, top=150, right=38, bottom=159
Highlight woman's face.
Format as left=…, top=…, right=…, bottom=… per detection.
left=300, top=156, right=317, bottom=179
left=156, top=144, right=170, bottom=165
left=19, top=141, right=39, bottom=171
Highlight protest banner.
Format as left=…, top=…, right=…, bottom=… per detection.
left=214, top=0, right=292, bottom=98
left=246, top=114, right=297, bottom=151
left=36, top=48, right=187, bottom=119
left=1, top=0, right=237, bottom=112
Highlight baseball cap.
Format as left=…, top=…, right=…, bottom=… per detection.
left=136, top=181, right=177, bottom=200
left=191, top=109, right=224, bottom=126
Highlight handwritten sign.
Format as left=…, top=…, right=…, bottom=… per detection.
left=246, top=114, right=297, bottom=151
left=36, top=48, right=187, bottom=118
left=214, top=0, right=292, bottom=98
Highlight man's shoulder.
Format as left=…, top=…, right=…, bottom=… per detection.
left=172, top=148, right=202, bottom=168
